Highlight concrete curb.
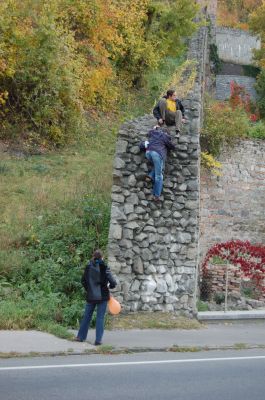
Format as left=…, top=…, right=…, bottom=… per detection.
left=1, top=343, right=265, bottom=359
left=198, top=310, right=265, bottom=322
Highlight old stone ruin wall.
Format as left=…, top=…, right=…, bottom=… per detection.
left=107, top=25, right=209, bottom=315
left=215, top=26, right=261, bottom=101
left=200, top=140, right=265, bottom=259
left=216, top=27, right=261, bottom=66
left=201, top=263, right=265, bottom=310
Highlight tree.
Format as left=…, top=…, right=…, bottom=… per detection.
left=249, top=3, right=265, bottom=116
left=0, top=0, right=199, bottom=144
left=217, top=0, right=262, bottom=29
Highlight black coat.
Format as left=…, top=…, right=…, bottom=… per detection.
left=81, top=259, right=117, bottom=303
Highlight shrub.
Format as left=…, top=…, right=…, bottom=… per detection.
left=0, top=1, right=88, bottom=144
left=201, top=100, right=250, bottom=156
left=256, top=70, right=265, bottom=118
left=247, top=120, right=265, bottom=139
left=201, top=151, right=222, bottom=176
left=242, top=65, right=260, bottom=78
left=202, top=240, right=265, bottom=296
left=230, top=81, right=260, bottom=121
left=1, top=195, right=111, bottom=328
left=0, top=0, right=199, bottom=145
left=209, top=43, right=222, bottom=74
left=196, top=300, right=209, bottom=312
left=214, top=292, right=225, bottom=305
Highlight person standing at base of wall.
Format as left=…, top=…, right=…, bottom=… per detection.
left=75, top=250, right=117, bottom=345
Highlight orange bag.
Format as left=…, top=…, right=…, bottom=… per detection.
left=108, top=295, right=121, bottom=315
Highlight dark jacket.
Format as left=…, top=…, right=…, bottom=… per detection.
left=147, top=128, right=176, bottom=161
left=153, top=96, right=185, bottom=120
left=81, top=259, right=117, bottom=303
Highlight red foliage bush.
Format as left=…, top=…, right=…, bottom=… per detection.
left=230, top=81, right=260, bottom=122
left=202, top=240, right=265, bottom=293
left=250, top=113, right=259, bottom=122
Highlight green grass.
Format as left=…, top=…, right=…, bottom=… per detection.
left=107, top=312, right=203, bottom=330
left=0, top=56, right=188, bottom=336
left=0, top=120, right=117, bottom=331
left=197, top=301, right=209, bottom=312
left=247, top=120, right=265, bottom=139
left=233, top=343, right=247, bottom=350
left=210, top=256, right=228, bottom=265
left=169, top=345, right=201, bottom=352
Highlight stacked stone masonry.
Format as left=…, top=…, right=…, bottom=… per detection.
left=215, top=26, right=260, bottom=102
left=216, top=75, right=257, bottom=101
left=200, top=140, right=265, bottom=259
left=107, top=25, right=208, bottom=314
left=216, top=27, right=261, bottom=65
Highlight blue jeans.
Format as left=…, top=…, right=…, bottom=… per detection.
left=77, top=301, right=108, bottom=343
left=145, top=150, right=164, bottom=197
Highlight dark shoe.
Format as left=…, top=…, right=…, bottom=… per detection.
left=144, top=175, right=153, bottom=183
left=74, top=337, right=83, bottom=342
left=94, top=341, right=102, bottom=346
left=153, top=196, right=160, bottom=202
left=176, top=129, right=180, bottom=137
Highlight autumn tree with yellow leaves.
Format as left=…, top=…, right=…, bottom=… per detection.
left=0, top=0, right=198, bottom=144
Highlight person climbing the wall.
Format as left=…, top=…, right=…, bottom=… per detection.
left=153, top=89, right=186, bottom=136
left=143, top=125, right=176, bottom=202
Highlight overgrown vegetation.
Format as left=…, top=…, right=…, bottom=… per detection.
left=107, top=312, right=202, bottom=330
left=200, top=152, right=222, bottom=176
left=202, top=240, right=265, bottom=296
left=0, top=0, right=202, bottom=335
left=217, top=0, right=262, bottom=30
left=0, top=147, right=114, bottom=333
left=215, top=0, right=265, bottom=127
left=0, top=0, right=198, bottom=145
left=248, top=2, right=265, bottom=118
left=247, top=120, right=265, bottom=139
left=209, top=43, right=222, bottom=74
left=201, top=98, right=249, bottom=157
left=242, top=65, right=261, bottom=78
left=202, top=76, right=265, bottom=166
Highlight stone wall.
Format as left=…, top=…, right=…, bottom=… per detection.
left=107, top=26, right=209, bottom=315
left=200, top=140, right=265, bottom=260
left=216, top=27, right=260, bottom=65
left=216, top=75, right=257, bottom=101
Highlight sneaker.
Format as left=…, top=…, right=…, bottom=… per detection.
left=144, top=175, right=153, bottom=183
left=94, top=341, right=102, bottom=346
left=74, top=337, right=83, bottom=342
left=153, top=196, right=160, bottom=202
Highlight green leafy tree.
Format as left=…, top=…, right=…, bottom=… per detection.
left=0, top=0, right=199, bottom=144
left=249, top=3, right=265, bottom=116
left=0, top=0, right=87, bottom=144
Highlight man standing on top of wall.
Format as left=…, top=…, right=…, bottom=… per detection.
left=153, top=89, right=186, bottom=136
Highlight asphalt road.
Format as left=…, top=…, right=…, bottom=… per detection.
left=1, top=349, right=265, bottom=400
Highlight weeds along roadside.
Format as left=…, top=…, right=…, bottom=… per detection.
left=0, top=147, right=113, bottom=337
left=0, top=56, right=188, bottom=336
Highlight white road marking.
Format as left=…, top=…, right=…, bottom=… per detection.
left=0, top=356, right=265, bottom=371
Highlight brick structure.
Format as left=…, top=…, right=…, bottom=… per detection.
left=203, top=264, right=242, bottom=300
